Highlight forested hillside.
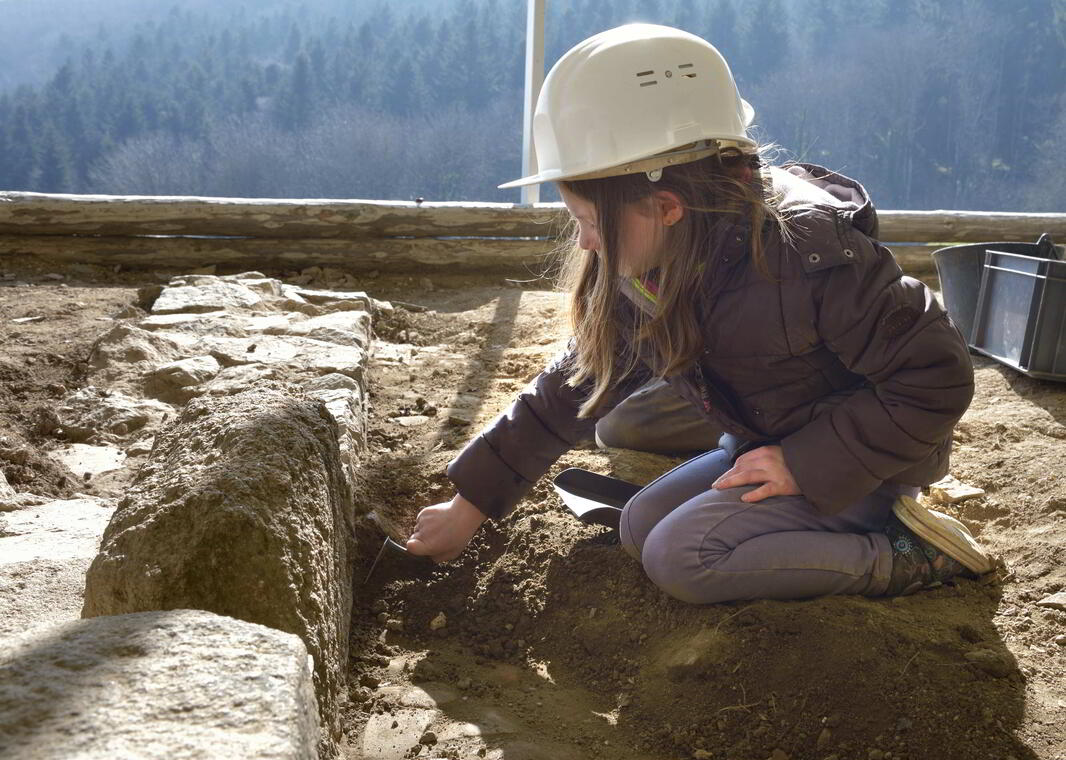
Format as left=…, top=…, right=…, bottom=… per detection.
left=0, top=0, right=1063, bottom=209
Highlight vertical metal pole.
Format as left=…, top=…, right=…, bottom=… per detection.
left=520, top=0, right=545, bottom=205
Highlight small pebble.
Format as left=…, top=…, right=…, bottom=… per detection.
left=817, top=727, right=832, bottom=749
left=386, top=619, right=404, bottom=632
left=419, top=730, right=437, bottom=745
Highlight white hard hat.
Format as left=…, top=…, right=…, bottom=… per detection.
left=500, top=23, right=755, bottom=189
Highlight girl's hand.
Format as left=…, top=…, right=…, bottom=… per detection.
left=406, top=493, right=488, bottom=563
left=711, top=445, right=801, bottom=503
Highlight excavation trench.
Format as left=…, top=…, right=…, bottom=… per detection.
left=0, top=266, right=1063, bottom=760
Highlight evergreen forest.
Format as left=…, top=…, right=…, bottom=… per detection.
left=0, top=0, right=1063, bottom=210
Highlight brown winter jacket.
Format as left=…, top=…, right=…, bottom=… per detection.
left=447, top=163, right=975, bottom=518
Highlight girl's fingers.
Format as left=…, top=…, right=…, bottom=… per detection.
left=714, top=467, right=768, bottom=489
left=740, top=482, right=777, bottom=503
left=711, top=466, right=741, bottom=489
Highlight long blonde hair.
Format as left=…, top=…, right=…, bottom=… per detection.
left=557, top=146, right=787, bottom=418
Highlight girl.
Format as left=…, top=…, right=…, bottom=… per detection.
left=406, top=23, right=992, bottom=602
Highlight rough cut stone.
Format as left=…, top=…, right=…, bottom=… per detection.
left=292, top=288, right=373, bottom=310
left=152, top=280, right=264, bottom=314
left=88, top=324, right=184, bottom=372
left=269, top=311, right=372, bottom=348
left=148, top=353, right=220, bottom=402
left=82, top=390, right=358, bottom=756
left=308, top=387, right=367, bottom=491
left=0, top=470, right=13, bottom=499
left=0, top=610, right=319, bottom=760
left=191, top=334, right=367, bottom=380
left=139, top=311, right=252, bottom=337
left=307, top=373, right=361, bottom=392
left=1036, top=591, right=1066, bottom=611
left=203, top=364, right=279, bottom=396
left=57, top=388, right=173, bottom=442
left=929, top=474, right=985, bottom=504
left=238, top=277, right=284, bottom=297
left=0, top=493, right=49, bottom=513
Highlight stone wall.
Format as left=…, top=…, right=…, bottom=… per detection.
left=72, top=272, right=378, bottom=758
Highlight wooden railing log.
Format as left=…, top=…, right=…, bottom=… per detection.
left=1, top=192, right=1063, bottom=244
left=0, top=234, right=561, bottom=273
left=0, top=192, right=567, bottom=240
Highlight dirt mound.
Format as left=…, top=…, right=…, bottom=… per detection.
left=345, top=275, right=1063, bottom=760
left=375, top=474, right=1027, bottom=760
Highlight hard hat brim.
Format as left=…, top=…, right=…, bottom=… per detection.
left=498, top=169, right=564, bottom=190
left=499, top=98, right=757, bottom=190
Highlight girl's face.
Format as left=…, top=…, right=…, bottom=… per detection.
left=559, top=187, right=665, bottom=277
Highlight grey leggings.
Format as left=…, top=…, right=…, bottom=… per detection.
left=619, top=449, right=920, bottom=603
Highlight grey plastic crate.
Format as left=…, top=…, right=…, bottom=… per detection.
left=932, top=235, right=1063, bottom=343
left=969, top=249, right=1066, bottom=381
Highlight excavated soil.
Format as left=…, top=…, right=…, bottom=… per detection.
left=347, top=275, right=1065, bottom=760
left=1, top=259, right=1063, bottom=760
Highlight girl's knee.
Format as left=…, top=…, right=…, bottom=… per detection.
left=641, top=525, right=735, bottom=604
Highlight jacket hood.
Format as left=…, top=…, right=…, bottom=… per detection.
left=769, top=163, right=879, bottom=239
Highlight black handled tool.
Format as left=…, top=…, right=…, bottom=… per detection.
left=552, top=468, right=642, bottom=530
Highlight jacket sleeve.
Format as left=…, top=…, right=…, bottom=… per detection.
left=780, top=230, right=975, bottom=515
left=447, top=339, right=652, bottom=520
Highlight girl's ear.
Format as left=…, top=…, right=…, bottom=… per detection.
left=654, top=190, right=685, bottom=226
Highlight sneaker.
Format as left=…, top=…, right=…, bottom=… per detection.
left=883, top=513, right=973, bottom=596
left=892, top=495, right=993, bottom=575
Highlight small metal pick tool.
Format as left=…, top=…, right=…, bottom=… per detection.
left=363, top=536, right=435, bottom=584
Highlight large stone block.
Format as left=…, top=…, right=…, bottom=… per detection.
left=0, top=609, right=319, bottom=759
left=82, top=390, right=358, bottom=756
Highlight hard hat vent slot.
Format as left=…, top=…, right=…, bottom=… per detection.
left=639, top=80, right=658, bottom=87
left=636, top=70, right=655, bottom=77
left=683, top=73, right=697, bottom=78
left=678, top=63, right=694, bottom=69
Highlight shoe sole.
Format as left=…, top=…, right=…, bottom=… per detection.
left=891, top=495, right=993, bottom=575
